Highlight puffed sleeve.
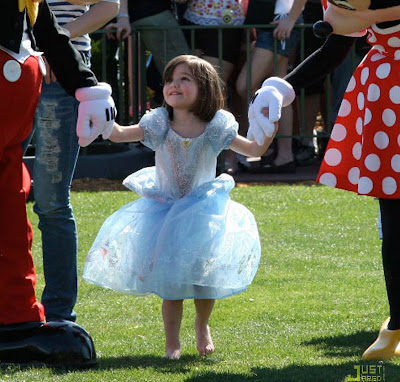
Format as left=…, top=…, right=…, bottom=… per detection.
left=139, top=107, right=170, bottom=151
left=206, top=110, right=238, bottom=155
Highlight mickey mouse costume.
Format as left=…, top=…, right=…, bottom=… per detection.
left=0, top=0, right=115, bottom=366
left=249, top=0, right=400, bottom=360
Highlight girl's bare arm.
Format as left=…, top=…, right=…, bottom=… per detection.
left=229, top=123, right=278, bottom=158
left=108, top=123, right=145, bottom=143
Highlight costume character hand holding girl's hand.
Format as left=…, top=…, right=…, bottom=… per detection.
left=247, top=77, right=295, bottom=145
left=75, top=83, right=117, bottom=147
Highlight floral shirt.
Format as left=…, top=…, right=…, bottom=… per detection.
left=184, top=0, right=245, bottom=26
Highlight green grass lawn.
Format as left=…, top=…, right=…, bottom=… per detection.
left=2, top=183, right=400, bottom=381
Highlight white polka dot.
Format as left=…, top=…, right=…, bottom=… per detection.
left=376, top=63, right=391, bottom=79
left=367, top=83, right=380, bottom=102
left=348, top=167, right=360, bottom=185
left=391, top=155, right=400, bottom=172
left=374, top=45, right=385, bottom=53
left=353, top=142, right=362, bottom=160
left=369, top=32, right=377, bottom=43
left=365, top=154, right=381, bottom=172
left=319, top=173, right=337, bottom=187
left=374, top=131, right=389, bottom=149
left=395, top=50, right=400, bottom=61
left=371, top=52, right=384, bottom=62
left=346, top=76, right=356, bottom=93
left=358, top=92, right=365, bottom=110
left=383, top=109, right=396, bottom=127
left=364, top=108, right=372, bottom=125
left=361, top=67, right=369, bottom=85
left=388, top=37, right=400, bottom=47
left=398, top=134, right=400, bottom=147
left=389, top=86, right=400, bottom=104
left=324, top=148, right=342, bottom=167
left=356, top=117, right=363, bottom=134
left=382, top=177, right=397, bottom=195
left=358, top=177, right=373, bottom=194
left=338, top=99, right=351, bottom=117
left=331, top=124, right=347, bottom=142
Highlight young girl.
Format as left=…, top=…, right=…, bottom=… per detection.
left=250, top=0, right=400, bottom=360
left=83, top=55, right=277, bottom=359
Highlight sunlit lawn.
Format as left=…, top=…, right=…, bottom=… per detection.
left=2, top=183, right=399, bottom=381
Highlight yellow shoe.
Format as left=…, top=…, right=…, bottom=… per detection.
left=362, top=318, right=400, bottom=360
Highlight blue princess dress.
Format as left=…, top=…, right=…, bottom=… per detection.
left=83, top=107, right=261, bottom=300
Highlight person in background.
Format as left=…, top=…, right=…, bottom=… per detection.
left=292, top=0, right=325, bottom=166
left=178, top=0, right=248, bottom=174
left=235, top=0, right=305, bottom=173
left=106, top=0, right=191, bottom=106
left=23, top=0, right=119, bottom=324
left=180, top=0, right=245, bottom=83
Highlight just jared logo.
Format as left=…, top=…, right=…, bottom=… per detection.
left=345, top=365, right=385, bottom=381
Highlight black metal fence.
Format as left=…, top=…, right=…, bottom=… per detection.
left=28, top=23, right=363, bottom=159
left=90, top=22, right=362, bottom=141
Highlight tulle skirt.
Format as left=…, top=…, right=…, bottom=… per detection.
left=83, top=169, right=261, bottom=300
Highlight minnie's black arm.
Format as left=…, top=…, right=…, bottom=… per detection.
left=284, top=34, right=357, bottom=92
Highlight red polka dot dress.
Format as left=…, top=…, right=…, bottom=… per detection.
left=317, top=24, right=400, bottom=198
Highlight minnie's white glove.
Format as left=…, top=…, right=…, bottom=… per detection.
left=247, top=77, right=295, bottom=145
left=75, top=82, right=117, bottom=147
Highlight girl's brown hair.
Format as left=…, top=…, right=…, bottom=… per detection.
left=162, top=55, right=226, bottom=122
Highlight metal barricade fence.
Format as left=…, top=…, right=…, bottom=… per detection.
left=28, top=23, right=362, bottom=160
left=89, top=23, right=359, bottom=148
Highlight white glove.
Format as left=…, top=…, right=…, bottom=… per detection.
left=75, top=82, right=117, bottom=147
left=247, top=77, right=295, bottom=145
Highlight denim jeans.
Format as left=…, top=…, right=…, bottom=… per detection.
left=26, top=51, right=91, bottom=321
left=32, top=80, right=80, bottom=322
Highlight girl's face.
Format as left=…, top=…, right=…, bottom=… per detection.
left=163, top=64, right=199, bottom=112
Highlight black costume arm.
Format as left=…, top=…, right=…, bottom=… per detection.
left=33, top=1, right=97, bottom=96
left=285, top=34, right=357, bottom=92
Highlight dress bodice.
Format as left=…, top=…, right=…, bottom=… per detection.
left=125, top=107, right=238, bottom=201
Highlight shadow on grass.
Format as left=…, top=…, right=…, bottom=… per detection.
left=0, top=354, right=202, bottom=376
left=302, top=329, right=379, bottom=358
left=97, top=354, right=202, bottom=373
left=2, top=331, right=400, bottom=381
left=183, top=362, right=400, bottom=382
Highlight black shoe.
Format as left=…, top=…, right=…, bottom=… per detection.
left=250, top=160, right=296, bottom=174
left=0, top=321, right=96, bottom=368
left=295, top=146, right=316, bottom=166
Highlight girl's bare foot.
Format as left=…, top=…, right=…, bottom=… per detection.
left=164, top=345, right=181, bottom=360
left=195, top=323, right=215, bottom=356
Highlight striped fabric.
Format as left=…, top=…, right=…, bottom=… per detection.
left=48, top=0, right=118, bottom=51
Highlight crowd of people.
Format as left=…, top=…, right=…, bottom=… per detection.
left=2, top=0, right=400, bottom=368
left=107, top=0, right=364, bottom=176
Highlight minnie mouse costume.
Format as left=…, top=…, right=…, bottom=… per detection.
left=249, top=0, right=400, bottom=360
